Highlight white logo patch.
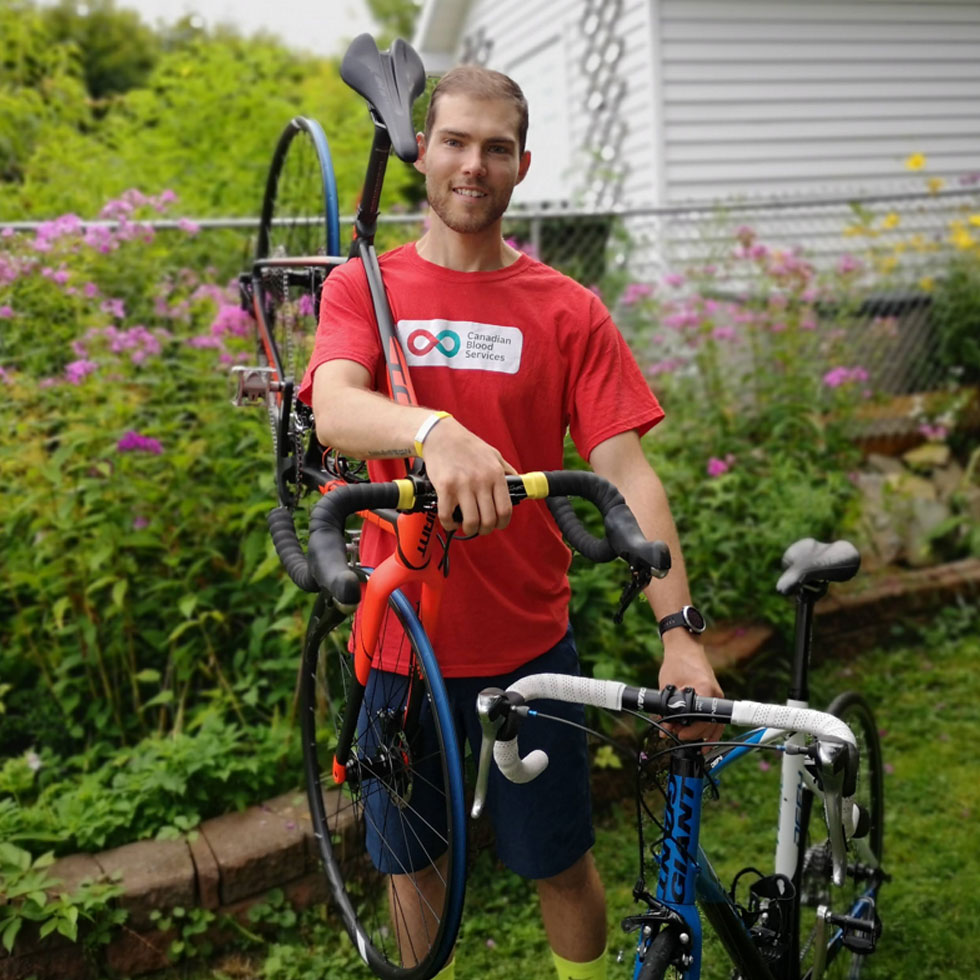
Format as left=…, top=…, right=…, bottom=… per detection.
left=397, top=319, right=523, bottom=374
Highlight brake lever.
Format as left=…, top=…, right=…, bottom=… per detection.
left=613, top=563, right=653, bottom=624
left=812, top=741, right=849, bottom=886
left=472, top=688, right=507, bottom=819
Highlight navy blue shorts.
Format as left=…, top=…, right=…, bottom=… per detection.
left=362, top=626, right=594, bottom=880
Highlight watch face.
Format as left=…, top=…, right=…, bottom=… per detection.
left=683, top=606, right=706, bottom=632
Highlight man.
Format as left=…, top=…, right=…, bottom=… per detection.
left=298, top=65, right=723, bottom=980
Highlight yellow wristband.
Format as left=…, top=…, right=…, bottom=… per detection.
left=413, top=411, right=452, bottom=459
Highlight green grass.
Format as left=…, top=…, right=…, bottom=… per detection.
left=137, top=602, right=980, bottom=980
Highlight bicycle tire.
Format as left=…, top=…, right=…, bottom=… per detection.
left=302, top=589, right=467, bottom=980
left=795, top=691, right=884, bottom=980
left=636, top=928, right=682, bottom=980
left=254, top=117, right=340, bottom=501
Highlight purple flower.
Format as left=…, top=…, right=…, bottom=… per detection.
left=662, top=272, right=686, bottom=288
left=83, top=281, right=100, bottom=298
left=837, top=253, right=863, bottom=275
left=187, top=335, right=223, bottom=349
left=209, top=303, right=253, bottom=338
left=117, top=431, right=163, bottom=454
left=177, top=218, right=200, bottom=236
left=297, top=292, right=315, bottom=318
left=621, top=282, right=654, bottom=306
left=823, top=366, right=870, bottom=389
left=707, top=455, right=735, bottom=478
left=132, top=515, right=149, bottom=529
left=918, top=423, right=948, bottom=441
left=100, top=298, right=126, bottom=319
left=0, top=366, right=11, bottom=384
left=0, top=305, right=14, bottom=319
left=64, top=359, right=99, bottom=384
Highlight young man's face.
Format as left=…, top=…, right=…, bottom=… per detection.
left=416, top=93, right=531, bottom=236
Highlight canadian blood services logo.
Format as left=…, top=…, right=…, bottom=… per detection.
left=397, top=319, right=523, bottom=374
left=407, top=327, right=461, bottom=357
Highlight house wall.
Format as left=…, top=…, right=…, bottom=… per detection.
left=658, top=0, right=980, bottom=202
left=418, top=0, right=980, bottom=206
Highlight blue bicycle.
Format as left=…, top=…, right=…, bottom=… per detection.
left=474, top=538, right=886, bottom=980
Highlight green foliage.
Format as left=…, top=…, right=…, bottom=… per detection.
left=0, top=193, right=310, bottom=854
left=932, top=250, right=980, bottom=384
left=41, top=0, right=161, bottom=99
left=0, top=717, right=300, bottom=854
left=365, top=0, right=423, bottom=44
left=0, top=842, right=125, bottom=954
left=0, top=3, right=416, bottom=221
left=150, top=904, right=217, bottom=962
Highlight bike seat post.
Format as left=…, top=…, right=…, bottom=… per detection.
left=788, top=582, right=826, bottom=704
left=350, top=120, right=393, bottom=254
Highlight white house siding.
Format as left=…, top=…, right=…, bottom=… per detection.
left=658, top=0, right=980, bottom=202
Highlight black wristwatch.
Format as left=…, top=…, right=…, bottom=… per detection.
left=658, top=605, right=706, bottom=638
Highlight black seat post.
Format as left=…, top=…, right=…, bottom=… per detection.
left=350, top=121, right=393, bottom=254
left=788, top=582, right=827, bottom=704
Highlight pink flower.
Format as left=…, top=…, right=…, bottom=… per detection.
left=209, top=303, right=253, bottom=338
left=0, top=366, right=11, bottom=384
left=837, top=253, right=862, bottom=275
left=0, top=305, right=14, bottom=319
left=117, top=430, right=163, bottom=454
left=100, top=298, right=126, bottom=319
left=64, top=359, right=99, bottom=384
left=83, top=282, right=100, bottom=299
left=662, top=272, right=686, bottom=288
left=621, top=282, right=654, bottom=306
left=706, top=455, right=735, bottom=478
left=823, top=366, right=870, bottom=388
left=132, top=515, right=149, bottom=529
left=177, top=218, right=200, bottom=236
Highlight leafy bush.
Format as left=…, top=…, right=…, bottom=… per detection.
left=0, top=192, right=314, bottom=852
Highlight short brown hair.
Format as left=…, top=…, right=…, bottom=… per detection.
left=424, top=65, right=529, bottom=154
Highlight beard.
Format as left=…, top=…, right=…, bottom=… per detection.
left=425, top=178, right=514, bottom=234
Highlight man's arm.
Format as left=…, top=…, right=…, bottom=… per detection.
left=590, top=430, right=724, bottom=741
left=311, top=358, right=515, bottom=536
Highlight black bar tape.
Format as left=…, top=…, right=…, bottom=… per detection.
left=546, top=496, right=615, bottom=562
left=267, top=508, right=318, bottom=593
left=541, top=471, right=671, bottom=573
left=308, top=482, right=405, bottom=604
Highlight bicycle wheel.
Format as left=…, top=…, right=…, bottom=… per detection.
left=795, top=692, right=884, bottom=980
left=302, top=589, right=467, bottom=980
left=254, top=117, right=340, bottom=500
left=636, top=928, right=682, bottom=980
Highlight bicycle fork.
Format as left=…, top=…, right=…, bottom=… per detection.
left=633, top=747, right=705, bottom=978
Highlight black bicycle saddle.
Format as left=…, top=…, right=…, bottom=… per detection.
left=341, top=33, right=427, bottom=163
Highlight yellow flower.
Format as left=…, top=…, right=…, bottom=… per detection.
left=919, top=276, right=934, bottom=292
left=905, top=152, right=927, bottom=171
left=927, top=177, right=945, bottom=194
left=882, top=212, right=901, bottom=229
left=950, top=221, right=976, bottom=250
left=877, top=255, right=898, bottom=274
left=969, top=214, right=980, bottom=227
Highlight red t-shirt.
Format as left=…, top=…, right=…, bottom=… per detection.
left=297, top=243, right=663, bottom=677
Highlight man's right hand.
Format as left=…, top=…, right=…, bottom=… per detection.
left=421, top=416, right=516, bottom=536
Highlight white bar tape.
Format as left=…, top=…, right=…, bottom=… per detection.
left=492, top=674, right=626, bottom=784
left=730, top=701, right=856, bottom=745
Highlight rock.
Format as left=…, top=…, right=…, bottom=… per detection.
left=902, top=442, right=952, bottom=472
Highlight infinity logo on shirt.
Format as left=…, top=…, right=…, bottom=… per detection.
left=397, top=319, right=523, bottom=374
left=407, top=328, right=461, bottom=357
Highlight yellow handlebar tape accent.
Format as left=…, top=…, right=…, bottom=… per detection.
left=394, top=479, right=416, bottom=510
left=413, top=410, right=452, bottom=459
left=521, top=471, right=550, bottom=500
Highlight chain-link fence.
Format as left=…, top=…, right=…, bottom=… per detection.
left=7, top=184, right=977, bottom=438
